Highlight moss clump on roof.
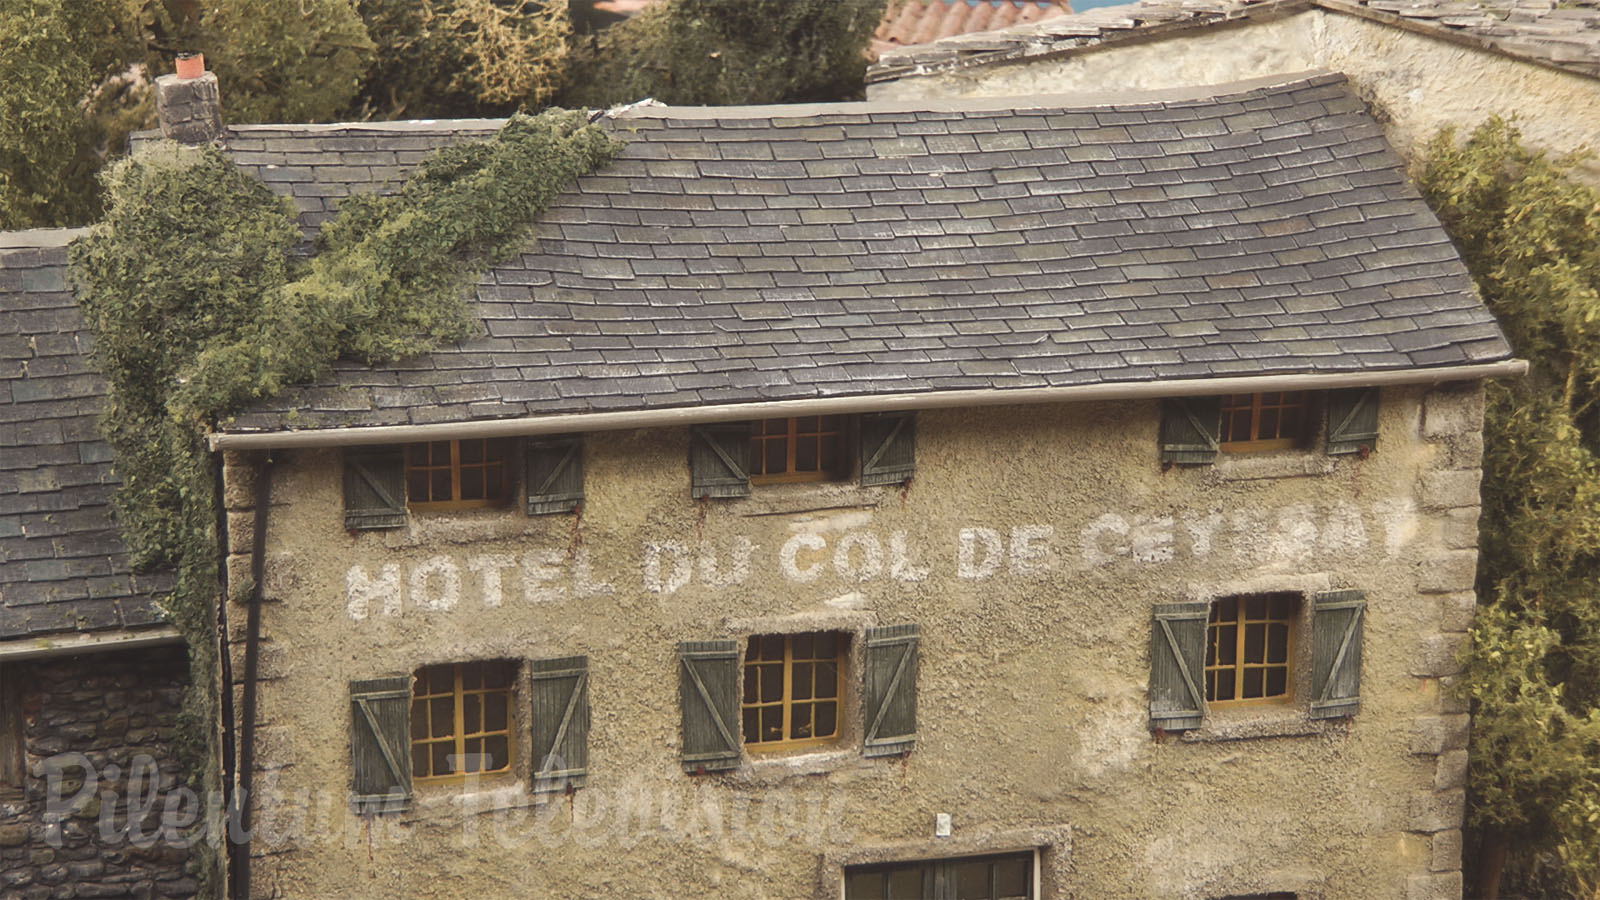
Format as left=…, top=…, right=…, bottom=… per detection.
left=67, top=107, right=617, bottom=897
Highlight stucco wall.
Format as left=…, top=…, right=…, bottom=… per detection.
left=225, top=383, right=1479, bottom=900
left=867, top=9, right=1600, bottom=180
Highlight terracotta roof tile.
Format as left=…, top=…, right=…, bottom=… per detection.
left=873, top=0, right=1072, bottom=57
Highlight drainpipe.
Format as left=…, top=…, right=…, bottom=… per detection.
left=230, top=453, right=272, bottom=900
left=213, top=453, right=236, bottom=895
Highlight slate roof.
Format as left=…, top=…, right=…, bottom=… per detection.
left=209, top=72, right=1511, bottom=436
left=0, top=231, right=173, bottom=640
left=868, top=0, right=1600, bottom=83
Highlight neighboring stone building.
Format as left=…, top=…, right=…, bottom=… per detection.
left=867, top=0, right=1600, bottom=179
left=0, top=229, right=195, bottom=898
left=192, top=72, right=1520, bottom=899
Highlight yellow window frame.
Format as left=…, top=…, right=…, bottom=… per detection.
left=1204, top=595, right=1297, bottom=708
left=406, top=438, right=512, bottom=510
left=411, top=661, right=515, bottom=783
left=742, top=633, right=846, bottom=752
left=1219, top=392, right=1314, bottom=452
left=749, top=416, right=849, bottom=484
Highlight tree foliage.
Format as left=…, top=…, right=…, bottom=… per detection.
left=198, top=0, right=375, bottom=124
left=354, top=0, right=570, bottom=118
left=562, top=0, right=886, bottom=108
left=1418, top=119, right=1600, bottom=899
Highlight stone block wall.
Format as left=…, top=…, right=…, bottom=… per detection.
left=0, top=648, right=196, bottom=900
left=1405, top=381, right=1486, bottom=900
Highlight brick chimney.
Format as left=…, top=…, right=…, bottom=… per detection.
left=154, top=55, right=222, bottom=145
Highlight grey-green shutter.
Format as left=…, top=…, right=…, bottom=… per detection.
left=1149, top=602, right=1208, bottom=732
left=1326, top=388, right=1380, bottom=456
left=678, top=640, right=741, bottom=772
left=1310, top=589, right=1366, bottom=719
left=859, top=412, right=916, bottom=487
left=1159, top=397, right=1221, bottom=465
left=529, top=656, right=589, bottom=791
left=690, top=424, right=750, bottom=499
left=525, top=435, right=584, bottom=515
left=863, top=624, right=919, bottom=758
left=344, top=448, right=407, bottom=530
left=349, top=675, right=412, bottom=813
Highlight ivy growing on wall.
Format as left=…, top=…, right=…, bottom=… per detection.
left=67, top=108, right=617, bottom=896
left=1416, top=119, right=1600, bottom=900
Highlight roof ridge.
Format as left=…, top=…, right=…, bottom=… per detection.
left=0, top=227, right=89, bottom=250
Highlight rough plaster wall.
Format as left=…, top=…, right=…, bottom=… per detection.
left=867, top=10, right=1600, bottom=180
left=222, top=385, right=1479, bottom=900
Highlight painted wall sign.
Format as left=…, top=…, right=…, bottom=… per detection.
left=343, top=499, right=1418, bottom=618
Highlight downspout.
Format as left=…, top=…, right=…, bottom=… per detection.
left=213, top=453, right=237, bottom=896
left=229, top=453, right=272, bottom=900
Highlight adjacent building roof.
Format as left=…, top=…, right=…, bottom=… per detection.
left=872, top=0, right=1071, bottom=58
left=0, top=231, right=173, bottom=640
left=211, top=72, right=1512, bottom=439
left=868, top=0, right=1600, bottom=84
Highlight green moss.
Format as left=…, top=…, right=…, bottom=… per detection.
left=68, top=108, right=618, bottom=898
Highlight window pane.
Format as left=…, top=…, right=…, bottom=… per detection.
left=759, top=706, right=783, bottom=743
left=816, top=661, right=838, bottom=700
left=817, top=632, right=838, bottom=660
left=460, top=467, right=484, bottom=500
left=407, top=469, right=429, bottom=502
left=460, top=440, right=483, bottom=464
left=765, top=439, right=786, bottom=475
left=432, top=742, right=452, bottom=776
left=792, top=633, right=814, bottom=659
left=1268, top=624, right=1289, bottom=664
left=462, top=693, right=480, bottom=733
left=888, top=868, right=924, bottom=900
left=431, top=469, right=451, bottom=501
left=994, top=857, right=1029, bottom=899
left=761, top=635, right=784, bottom=661
left=743, top=707, right=759, bottom=743
left=430, top=698, right=453, bottom=738
left=846, top=871, right=885, bottom=900
left=484, top=693, right=508, bottom=732
left=743, top=665, right=759, bottom=703
left=410, top=701, right=427, bottom=740
left=792, top=703, right=812, bottom=739
left=1213, top=597, right=1236, bottom=622
left=1244, top=623, right=1265, bottom=664
left=483, top=663, right=512, bottom=690
left=793, top=663, right=813, bottom=701
left=1266, top=667, right=1287, bottom=697
left=1216, top=624, right=1236, bottom=665
left=1243, top=667, right=1264, bottom=698
left=759, top=663, right=783, bottom=703
left=1214, top=670, right=1235, bottom=701
left=463, top=737, right=483, bottom=773
left=411, top=743, right=429, bottom=778
left=815, top=701, right=837, bottom=738
left=796, top=416, right=819, bottom=433
left=1270, top=594, right=1295, bottom=620
left=1245, top=596, right=1268, bottom=619
left=796, top=436, right=819, bottom=471
left=954, top=860, right=990, bottom=899
left=483, top=734, right=509, bottom=772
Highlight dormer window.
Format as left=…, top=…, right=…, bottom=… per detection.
left=405, top=439, right=512, bottom=509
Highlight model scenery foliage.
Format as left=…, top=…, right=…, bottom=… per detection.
left=67, top=109, right=617, bottom=896
left=1417, top=120, right=1600, bottom=900
left=0, top=0, right=884, bottom=230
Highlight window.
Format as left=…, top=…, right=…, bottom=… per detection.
left=410, top=661, right=515, bottom=782
left=1219, top=392, right=1313, bottom=451
left=405, top=438, right=512, bottom=508
left=0, top=668, right=22, bottom=793
left=1204, top=594, right=1297, bottom=706
left=742, top=632, right=846, bottom=751
left=749, top=416, right=848, bottom=483
left=846, top=852, right=1034, bottom=900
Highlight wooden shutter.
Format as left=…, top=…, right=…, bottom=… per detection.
left=690, top=423, right=750, bottom=499
left=859, top=412, right=916, bottom=487
left=1159, top=397, right=1221, bottom=465
left=349, top=675, right=412, bottom=813
left=525, top=435, right=584, bottom=515
left=863, top=624, right=919, bottom=758
left=529, top=656, right=589, bottom=791
left=344, top=448, right=407, bottom=530
left=678, top=640, right=741, bottom=772
left=1149, top=602, right=1208, bottom=732
left=1326, top=388, right=1380, bottom=456
left=1310, top=589, right=1366, bottom=719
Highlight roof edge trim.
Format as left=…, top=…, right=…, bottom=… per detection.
left=209, top=358, right=1526, bottom=451
left=621, top=69, right=1340, bottom=119
left=0, top=626, right=183, bottom=660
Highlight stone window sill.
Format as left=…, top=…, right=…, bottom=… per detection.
left=1179, top=709, right=1344, bottom=743
left=729, top=747, right=874, bottom=785
left=724, top=481, right=888, bottom=518
left=1204, top=452, right=1337, bottom=483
